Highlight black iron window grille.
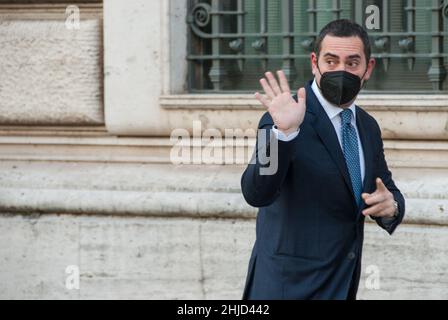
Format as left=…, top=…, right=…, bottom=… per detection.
left=187, top=0, right=448, bottom=93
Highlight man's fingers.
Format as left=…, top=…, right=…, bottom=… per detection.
left=361, top=193, right=371, bottom=200
left=297, top=87, right=306, bottom=105
left=363, top=193, right=386, bottom=206
left=254, top=92, right=271, bottom=108
left=259, top=78, right=276, bottom=100
left=362, top=202, right=385, bottom=217
left=376, top=178, right=387, bottom=192
left=265, top=72, right=282, bottom=96
left=277, top=70, right=291, bottom=94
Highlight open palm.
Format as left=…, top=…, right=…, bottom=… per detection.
left=255, top=70, right=306, bottom=135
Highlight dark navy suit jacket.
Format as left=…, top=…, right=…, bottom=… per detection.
left=241, top=81, right=405, bottom=300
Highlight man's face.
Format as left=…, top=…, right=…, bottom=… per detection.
left=311, top=35, right=376, bottom=106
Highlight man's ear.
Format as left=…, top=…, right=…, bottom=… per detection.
left=364, top=57, right=376, bottom=81
left=310, top=52, right=318, bottom=75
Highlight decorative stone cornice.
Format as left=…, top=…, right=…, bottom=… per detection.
left=160, top=94, right=448, bottom=111
left=160, top=94, right=448, bottom=140
left=0, top=161, right=446, bottom=226
left=0, top=134, right=447, bottom=168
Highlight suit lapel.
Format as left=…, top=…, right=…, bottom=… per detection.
left=355, top=106, right=374, bottom=213
left=305, top=82, right=357, bottom=208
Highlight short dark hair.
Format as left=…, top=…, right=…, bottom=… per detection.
left=314, top=19, right=371, bottom=62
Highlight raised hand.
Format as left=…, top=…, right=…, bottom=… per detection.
left=255, top=70, right=306, bottom=136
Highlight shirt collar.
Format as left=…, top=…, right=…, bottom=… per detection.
left=311, top=79, right=357, bottom=122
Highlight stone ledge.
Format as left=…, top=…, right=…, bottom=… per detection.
left=160, top=94, right=448, bottom=111
left=0, top=161, right=446, bottom=226
left=0, top=135, right=447, bottom=168
left=160, top=95, right=448, bottom=140
left=0, top=188, right=447, bottom=227
left=0, top=189, right=253, bottom=220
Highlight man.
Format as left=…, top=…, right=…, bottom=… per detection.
left=241, top=19, right=405, bottom=300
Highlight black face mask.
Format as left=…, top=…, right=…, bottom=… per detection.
left=317, top=65, right=368, bottom=107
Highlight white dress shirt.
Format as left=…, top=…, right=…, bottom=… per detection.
left=272, top=79, right=365, bottom=183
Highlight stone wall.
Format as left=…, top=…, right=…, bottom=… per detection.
left=0, top=0, right=447, bottom=300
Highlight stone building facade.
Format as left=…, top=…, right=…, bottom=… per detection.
left=0, top=0, right=447, bottom=299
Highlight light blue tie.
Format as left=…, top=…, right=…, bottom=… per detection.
left=340, top=109, right=362, bottom=207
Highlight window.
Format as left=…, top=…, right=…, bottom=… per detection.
left=187, top=0, right=448, bottom=93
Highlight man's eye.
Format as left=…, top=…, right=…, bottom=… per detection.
left=326, top=60, right=335, bottom=65
left=348, top=61, right=359, bottom=67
